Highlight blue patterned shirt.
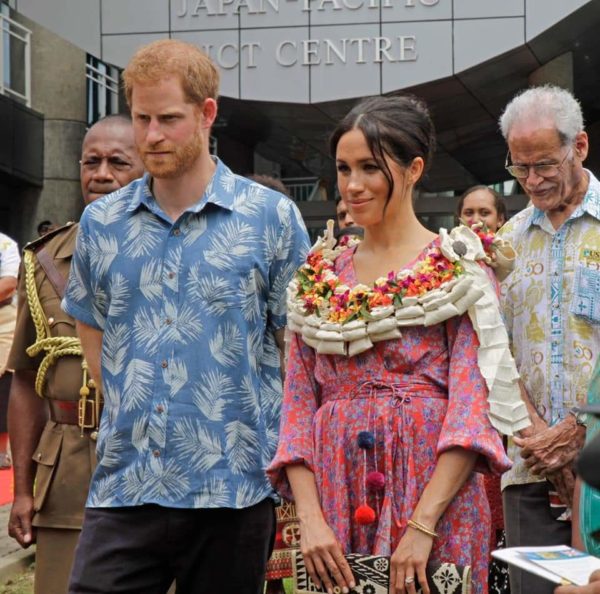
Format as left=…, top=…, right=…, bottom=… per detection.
left=63, top=159, right=309, bottom=509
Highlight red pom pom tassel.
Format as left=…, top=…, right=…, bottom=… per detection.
left=354, top=504, right=377, bottom=525
left=366, top=471, right=385, bottom=491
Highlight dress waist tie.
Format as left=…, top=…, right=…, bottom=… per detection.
left=324, top=378, right=447, bottom=403
left=342, top=380, right=446, bottom=555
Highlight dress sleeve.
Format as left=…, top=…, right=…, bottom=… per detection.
left=267, top=332, right=320, bottom=499
left=437, top=314, right=512, bottom=475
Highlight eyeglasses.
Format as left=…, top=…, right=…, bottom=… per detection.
left=79, top=157, right=133, bottom=172
left=505, top=147, right=572, bottom=179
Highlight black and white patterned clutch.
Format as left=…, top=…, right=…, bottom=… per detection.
left=292, top=551, right=472, bottom=594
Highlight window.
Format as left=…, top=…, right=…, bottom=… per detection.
left=86, top=54, right=120, bottom=124
left=0, top=3, right=31, bottom=106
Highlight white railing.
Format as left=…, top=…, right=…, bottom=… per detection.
left=0, top=12, right=32, bottom=107
left=86, top=62, right=120, bottom=96
left=283, top=177, right=320, bottom=202
left=86, top=59, right=119, bottom=121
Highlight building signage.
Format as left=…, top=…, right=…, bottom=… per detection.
left=176, top=0, right=439, bottom=68
left=200, top=36, right=417, bottom=68
left=177, top=0, right=439, bottom=17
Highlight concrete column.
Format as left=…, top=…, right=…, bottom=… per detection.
left=14, top=11, right=87, bottom=243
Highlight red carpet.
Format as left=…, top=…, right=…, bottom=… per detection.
left=0, top=468, right=13, bottom=506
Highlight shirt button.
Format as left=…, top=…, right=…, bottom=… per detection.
left=173, top=229, right=181, bottom=236
left=153, top=449, right=161, bottom=458
left=165, top=318, right=173, bottom=325
left=156, top=404, right=164, bottom=414
left=161, top=360, right=168, bottom=368
left=167, top=272, right=175, bottom=279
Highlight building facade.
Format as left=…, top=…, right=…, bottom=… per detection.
left=2, top=0, right=600, bottom=240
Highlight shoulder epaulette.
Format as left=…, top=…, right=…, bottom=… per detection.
left=24, top=221, right=76, bottom=252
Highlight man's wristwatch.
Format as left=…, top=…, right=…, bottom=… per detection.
left=569, top=406, right=589, bottom=428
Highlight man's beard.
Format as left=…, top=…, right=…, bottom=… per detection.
left=141, top=131, right=203, bottom=179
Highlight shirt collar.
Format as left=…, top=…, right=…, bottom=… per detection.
left=125, top=157, right=236, bottom=215
left=526, top=169, right=600, bottom=228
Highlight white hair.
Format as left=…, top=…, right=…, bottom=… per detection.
left=499, top=84, right=584, bottom=144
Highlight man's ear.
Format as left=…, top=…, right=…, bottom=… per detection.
left=200, top=98, right=218, bottom=130
left=574, top=130, right=589, bottom=162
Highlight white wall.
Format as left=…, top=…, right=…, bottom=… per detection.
left=13, top=0, right=593, bottom=103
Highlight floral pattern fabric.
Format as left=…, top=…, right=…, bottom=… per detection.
left=63, top=158, right=310, bottom=510
left=498, top=169, right=600, bottom=489
left=268, top=243, right=512, bottom=594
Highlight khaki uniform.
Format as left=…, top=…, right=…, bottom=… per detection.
left=7, top=223, right=97, bottom=594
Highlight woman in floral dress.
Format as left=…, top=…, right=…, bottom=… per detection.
left=268, top=96, right=514, bottom=594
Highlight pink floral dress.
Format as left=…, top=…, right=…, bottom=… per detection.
left=268, top=244, right=512, bottom=594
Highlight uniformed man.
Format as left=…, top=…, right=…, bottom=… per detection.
left=6, top=114, right=144, bottom=594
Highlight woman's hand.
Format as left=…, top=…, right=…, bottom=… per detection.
left=299, top=514, right=355, bottom=594
left=287, top=464, right=354, bottom=593
left=389, top=526, right=434, bottom=594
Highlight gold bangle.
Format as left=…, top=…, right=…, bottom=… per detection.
left=407, top=519, right=439, bottom=539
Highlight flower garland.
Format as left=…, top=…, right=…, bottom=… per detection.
left=288, top=221, right=530, bottom=527
left=293, top=221, right=501, bottom=327
left=296, top=242, right=465, bottom=326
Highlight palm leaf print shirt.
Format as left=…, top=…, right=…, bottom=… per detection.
left=62, top=159, right=310, bottom=509
left=499, top=170, right=600, bottom=489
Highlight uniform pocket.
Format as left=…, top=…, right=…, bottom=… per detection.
left=32, top=424, right=63, bottom=513
left=570, top=265, right=600, bottom=323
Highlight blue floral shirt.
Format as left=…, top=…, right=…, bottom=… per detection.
left=63, top=159, right=309, bottom=509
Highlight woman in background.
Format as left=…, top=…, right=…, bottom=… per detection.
left=456, top=185, right=507, bottom=231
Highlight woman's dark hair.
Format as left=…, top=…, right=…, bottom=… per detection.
left=329, top=94, right=436, bottom=202
left=456, top=185, right=507, bottom=225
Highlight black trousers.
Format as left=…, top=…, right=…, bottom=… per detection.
left=68, top=499, right=276, bottom=594
left=503, top=481, right=572, bottom=594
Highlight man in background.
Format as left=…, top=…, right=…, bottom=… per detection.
left=37, top=221, right=58, bottom=237
left=7, top=114, right=143, bottom=594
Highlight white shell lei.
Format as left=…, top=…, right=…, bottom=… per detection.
left=286, top=222, right=530, bottom=436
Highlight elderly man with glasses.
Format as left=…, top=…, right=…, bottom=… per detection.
left=497, top=85, right=600, bottom=594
